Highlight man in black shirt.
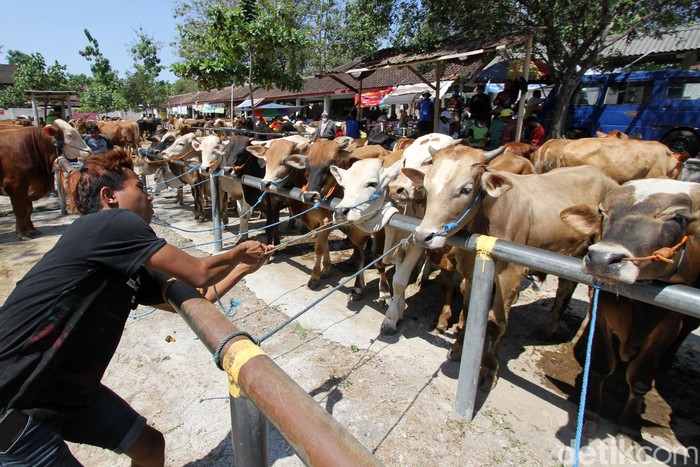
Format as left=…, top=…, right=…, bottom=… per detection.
left=0, top=148, right=273, bottom=466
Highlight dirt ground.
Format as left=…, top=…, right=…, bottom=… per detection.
left=1, top=184, right=699, bottom=467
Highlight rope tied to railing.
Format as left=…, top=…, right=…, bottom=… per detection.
left=622, top=235, right=688, bottom=263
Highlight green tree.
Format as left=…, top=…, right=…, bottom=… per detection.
left=0, top=51, right=69, bottom=108
left=122, top=28, right=168, bottom=112
left=79, top=29, right=123, bottom=113
left=172, top=2, right=309, bottom=116
left=390, top=0, right=700, bottom=138
left=168, top=78, right=200, bottom=96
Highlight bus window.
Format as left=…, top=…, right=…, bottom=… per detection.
left=574, top=85, right=601, bottom=106
left=667, top=79, right=700, bottom=100
left=604, top=81, right=653, bottom=105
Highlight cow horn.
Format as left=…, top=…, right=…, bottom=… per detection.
left=482, top=146, right=506, bottom=162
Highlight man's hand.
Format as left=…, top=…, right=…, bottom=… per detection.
left=235, top=240, right=274, bottom=266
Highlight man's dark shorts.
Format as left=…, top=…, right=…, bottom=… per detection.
left=0, top=384, right=146, bottom=465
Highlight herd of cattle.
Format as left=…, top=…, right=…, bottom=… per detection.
left=0, top=117, right=698, bottom=447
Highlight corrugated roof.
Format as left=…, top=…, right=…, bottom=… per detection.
left=604, top=23, right=700, bottom=57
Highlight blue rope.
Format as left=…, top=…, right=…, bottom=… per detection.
left=572, top=284, right=600, bottom=467
left=145, top=163, right=202, bottom=192
left=437, top=188, right=482, bottom=236
left=257, top=234, right=412, bottom=343
left=129, top=307, right=156, bottom=319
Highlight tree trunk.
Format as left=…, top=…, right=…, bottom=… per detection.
left=546, top=68, right=587, bottom=139
left=248, top=50, right=256, bottom=123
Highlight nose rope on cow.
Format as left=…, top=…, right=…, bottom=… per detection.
left=436, top=188, right=483, bottom=236
left=622, top=235, right=688, bottom=263
left=256, top=233, right=415, bottom=344
left=572, top=284, right=602, bottom=467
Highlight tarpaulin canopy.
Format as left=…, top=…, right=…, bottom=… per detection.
left=382, top=80, right=455, bottom=105
left=249, top=103, right=306, bottom=118
left=354, top=88, right=393, bottom=107
left=236, top=98, right=265, bottom=109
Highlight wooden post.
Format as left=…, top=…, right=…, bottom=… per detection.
left=515, top=36, right=533, bottom=142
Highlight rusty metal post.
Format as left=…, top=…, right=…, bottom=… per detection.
left=455, top=235, right=496, bottom=420
left=161, top=278, right=382, bottom=467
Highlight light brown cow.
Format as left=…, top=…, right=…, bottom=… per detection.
left=96, top=120, right=140, bottom=155
left=407, top=146, right=618, bottom=387
left=532, top=138, right=572, bottom=173
left=557, top=138, right=688, bottom=183
left=560, top=179, right=700, bottom=447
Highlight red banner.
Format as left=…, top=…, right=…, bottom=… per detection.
left=354, top=87, right=393, bottom=108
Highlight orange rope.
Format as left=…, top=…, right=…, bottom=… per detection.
left=622, top=235, right=688, bottom=263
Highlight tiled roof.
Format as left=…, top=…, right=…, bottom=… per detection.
left=0, top=64, right=17, bottom=85
left=603, top=23, right=700, bottom=57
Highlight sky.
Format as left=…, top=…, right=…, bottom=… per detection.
left=0, top=0, right=181, bottom=82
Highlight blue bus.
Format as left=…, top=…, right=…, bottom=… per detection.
left=569, top=70, right=700, bottom=155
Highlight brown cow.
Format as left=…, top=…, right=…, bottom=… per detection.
left=96, top=120, right=140, bottom=155
left=558, top=138, right=688, bottom=183
left=0, top=120, right=92, bottom=239
left=407, top=147, right=618, bottom=387
left=560, top=179, right=700, bottom=446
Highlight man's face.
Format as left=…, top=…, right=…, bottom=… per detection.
left=113, top=169, right=154, bottom=223
left=90, top=130, right=100, bottom=138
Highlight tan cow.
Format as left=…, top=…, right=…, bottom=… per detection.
left=560, top=179, right=700, bottom=446
left=96, top=120, right=140, bottom=155
left=407, top=146, right=618, bottom=387
left=557, top=137, right=688, bottom=183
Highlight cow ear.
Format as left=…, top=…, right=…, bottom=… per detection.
left=296, top=141, right=310, bottom=154
left=335, top=136, right=353, bottom=149
left=43, top=124, right=58, bottom=138
left=191, top=140, right=201, bottom=151
left=284, top=153, right=307, bottom=170
left=560, top=204, right=601, bottom=237
left=481, top=172, right=513, bottom=197
left=402, top=167, right=426, bottom=186
left=329, top=165, right=346, bottom=186
left=596, top=131, right=607, bottom=138
left=246, top=145, right=267, bottom=159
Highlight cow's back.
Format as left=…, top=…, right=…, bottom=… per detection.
left=482, top=166, right=618, bottom=253
left=560, top=138, right=680, bottom=183
left=0, top=127, right=54, bottom=191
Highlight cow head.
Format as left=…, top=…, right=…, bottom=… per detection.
left=561, top=179, right=700, bottom=284
left=388, top=133, right=462, bottom=206
left=247, top=139, right=301, bottom=190
left=192, top=134, right=226, bottom=174
left=330, top=158, right=401, bottom=223
left=300, top=139, right=353, bottom=203
left=411, top=145, right=511, bottom=249
left=44, top=119, right=92, bottom=160
left=161, top=133, right=199, bottom=160
left=221, top=134, right=255, bottom=176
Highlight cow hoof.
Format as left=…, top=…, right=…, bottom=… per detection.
left=348, top=289, right=363, bottom=302
left=616, top=434, right=647, bottom=461
left=307, top=278, right=320, bottom=290
left=18, top=233, right=33, bottom=241
left=380, top=321, right=397, bottom=335
left=374, top=297, right=390, bottom=308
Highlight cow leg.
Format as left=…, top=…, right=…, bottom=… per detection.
left=220, top=191, right=229, bottom=227
left=348, top=236, right=367, bottom=301
left=7, top=188, right=35, bottom=240
left=176, top=187, right=184, bottom=206
left=308, top=229, right=332, bottom=289
left=618, top=310, right=683, bottom=440
left=381, top=243, right=424, bottom=335
left=479, top=261, right=528, bottom=389
left=540, top=278, right=578, bottom=340
left=235, top=196, right=251, bottom=241
left=264, top=198, right=281, bottom=247
left=447, top=250, right=477, bottom=360
left=435, top=250, right=457, bottom=333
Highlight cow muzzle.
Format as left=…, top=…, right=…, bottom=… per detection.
left=302, top=191, right=321, bottom=204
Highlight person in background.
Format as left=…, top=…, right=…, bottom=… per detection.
left=269, top=116, right=283, bottom=132
left=524, top=89, right=545, bottom=118
left=467, top=118, right=490, bottom=148
left=437, top=110, right=452, bottom=136
left=313, top=111, right=335, bottom=141
left=487, top=108, right=513, bottom=149
left=345, top=108, right=361, bottom=139
left=522, top=115, right=545, bottom=146
left=0, top=149, right=273, bottom=466
left=83, top=124, right=114, bottom=155
left=468, top=84, right=491, bottom=123
left=417, top=91, right=434, bottom=136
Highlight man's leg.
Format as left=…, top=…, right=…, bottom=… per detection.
left=61, top=384, right=165, bottom=466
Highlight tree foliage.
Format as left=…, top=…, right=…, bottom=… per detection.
left=122, top=29, right=168, bottom=112
left=0, top=51, right=69, bottom=108
left=172, top=3, right=309, bottom=95
left=78, top=30, right=123, bottom=112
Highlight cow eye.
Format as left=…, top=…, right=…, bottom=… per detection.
left=671, top=214, right=688, bottom=228
left=460, top=185, right=472, bottom=196
left=366, top=181, right=377, bottom=188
